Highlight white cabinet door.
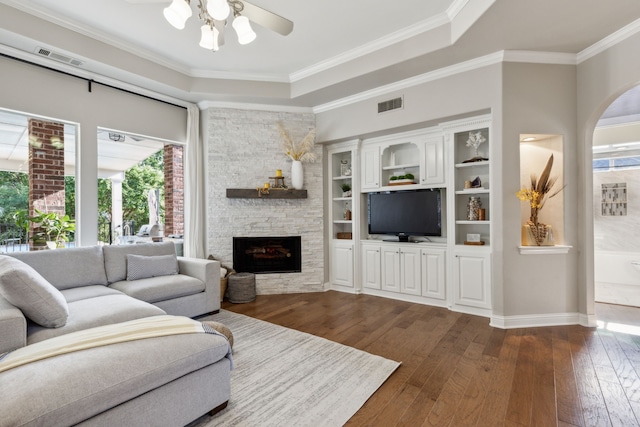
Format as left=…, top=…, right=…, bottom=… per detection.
left=421, top=136, right=445, bottom=186
left=381, top=247, right=401, bottom=292
left=453, top=251, right=491, bottom=309
left=361, top=146, right=380, bottom=190
left=400, top=247, right=422, bottom=295
left=421, top=248, right=446, bottom=300
left=362, top=244, right=381, bottom=290
left=331, top=242, right=353, bottom=288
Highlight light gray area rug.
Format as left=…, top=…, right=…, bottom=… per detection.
left=193, top=309, right=400, bottom=427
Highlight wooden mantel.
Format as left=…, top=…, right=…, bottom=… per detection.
left=226, top=188, right=308, bottom=199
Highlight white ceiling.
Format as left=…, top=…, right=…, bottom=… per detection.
left=3, top=0, right=640, bottom=107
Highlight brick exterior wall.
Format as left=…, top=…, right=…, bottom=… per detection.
left=205, top=108, right=323, bottom=294
left=164, top=144, right=184, bottom=236
left=28, top=119, right=65, bottom=249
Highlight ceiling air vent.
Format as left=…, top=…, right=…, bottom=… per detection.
left=378, top=96, right=403, bottom=114
left=35, top=47, right=83, bottom=67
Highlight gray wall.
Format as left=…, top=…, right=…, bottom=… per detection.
left=0, top=56, right=188, bottom=247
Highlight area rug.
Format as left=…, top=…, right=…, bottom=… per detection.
left=191, top=310, right=401, bottom=427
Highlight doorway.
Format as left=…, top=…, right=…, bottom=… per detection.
left=592, top=85, right=640, bottom=308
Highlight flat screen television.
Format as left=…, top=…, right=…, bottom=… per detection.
left=368, top=189, right=441, bottom=242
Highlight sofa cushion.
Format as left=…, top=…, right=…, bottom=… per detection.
left=8, top=246, right=108, bottom=290
left=0, top=332, right=231, bottom=427
left=126, top=253, right=178, bottom=281
left=60, top=285, right=124, bottom=303
left=0, top=256, right=69, bottom=328
left=27, top=293, right=165, bottom=345
left=110, top=274, right=205, bottom=304
left=103, top=242, right=177, bottom=283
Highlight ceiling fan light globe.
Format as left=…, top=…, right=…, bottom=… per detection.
left=206, top=0, right=230, bottom=21
left=199, top=24, right=215, bottom=49
left=233, top=16, right=256, bottom=45
left=163, top=0, right=192, bottom=29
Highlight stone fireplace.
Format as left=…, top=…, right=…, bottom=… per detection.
left=204, top=107, right=323, bottom=294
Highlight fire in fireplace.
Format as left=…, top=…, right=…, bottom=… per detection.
left=233, top=236, right=301, bottom=274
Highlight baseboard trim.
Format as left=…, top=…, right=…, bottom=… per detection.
left=490, top=312, right=582, bottom=329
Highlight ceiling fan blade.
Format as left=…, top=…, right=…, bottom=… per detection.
left=241, top=1, right=294, bottom=36
left=123, top=0, right=169, bottom=4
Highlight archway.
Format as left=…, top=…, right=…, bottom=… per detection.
left=591, top=85, right=640, bottom=309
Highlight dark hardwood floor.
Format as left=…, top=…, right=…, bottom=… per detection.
left=222, top=291, right=640, bottom=427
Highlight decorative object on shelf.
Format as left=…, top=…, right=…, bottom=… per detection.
left=467, top=196, right=481, bottom=221
left=388, top=173, right=416, bottom=186
left=478, top=208, right=486, bottom=221
left=463, top=131, right=488, bottom=163
left=464, top=180, right=472, bottom=189
left=256, top=186, right=270, bottom=197
left=269, top=175, right=287, bottom=189
left=340, top=183, right=352, bottom=198
left=471, top=176, right=482, bottom=188
left=340, top=160, right=352, bottom=177
left=162, top=0, right=293, bottom=53
left=336, top=232, right=352, bottom=240
left=517, top=154, right=565, bottom=246
left=343, top=202, right=352, bottom=220
left=275, top=169, right=282, bottom=177
left=278, top=121, right=316, bottom=190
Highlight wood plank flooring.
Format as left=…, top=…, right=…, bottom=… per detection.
left=222, top=291, right=640, bottom=427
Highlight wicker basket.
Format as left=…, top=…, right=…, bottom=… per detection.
left=220, top=276, right=228, bottom=302
left=227, top=272, right=256, bottom=303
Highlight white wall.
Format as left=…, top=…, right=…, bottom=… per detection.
left=204, top=108, right=324, bottom=294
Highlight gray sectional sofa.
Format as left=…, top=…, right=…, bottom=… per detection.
left=0, top=242, right=232, bottom=426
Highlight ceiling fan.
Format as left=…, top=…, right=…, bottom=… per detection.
left=125, top=0, right=294, bottom=51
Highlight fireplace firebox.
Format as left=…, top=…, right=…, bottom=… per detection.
left=233, top=236, right=301, bottom=274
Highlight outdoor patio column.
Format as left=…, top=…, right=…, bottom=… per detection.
left=164, top=144, right=184, bottom=236
left=110, top=172, right=124, bottom=241
left=28, top=119, right=65, bottom=249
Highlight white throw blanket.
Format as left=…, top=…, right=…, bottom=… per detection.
left=0, top=315, right=233, bottom=373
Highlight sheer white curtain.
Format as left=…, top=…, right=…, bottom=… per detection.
left=184, top=105, right=206, bottom=258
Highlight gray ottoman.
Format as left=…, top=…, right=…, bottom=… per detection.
left=227, top=272, right=256, bottom=303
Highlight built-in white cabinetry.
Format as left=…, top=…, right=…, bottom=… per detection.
left=360, top=145, right=380, bottom=190
left=327, top=143, right=359, bottom=292
left=362, top=244, right=381, bottom=290
left=420, top=136, right=445, bottom=186
left=331, top=240, right=354, bottom=289
left=361, top=241, right=447, bottom=305
left=452, top=249, right=491, bottom=314
left=421, top=247, right=446, bottom=300
left=328, top=114, right=493, bottom=318
left=360, top=129, right=445, bottom=192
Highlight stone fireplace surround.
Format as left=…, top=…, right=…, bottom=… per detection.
left=205, top=108, right=323, bottom=295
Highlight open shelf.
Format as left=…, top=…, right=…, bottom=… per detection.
left=226, top=189, right=307, bottom=199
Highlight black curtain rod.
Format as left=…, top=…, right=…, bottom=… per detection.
left=1, top=52, right=187, bottom=110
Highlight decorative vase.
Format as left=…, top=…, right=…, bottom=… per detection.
left=521, top=222, right=554, bottom=246
left=291, top=160, right=303, bottom=190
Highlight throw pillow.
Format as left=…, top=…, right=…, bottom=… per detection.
left=0, top=256, right=69, bottom=328
left=126, top=254, right=179, bottom=281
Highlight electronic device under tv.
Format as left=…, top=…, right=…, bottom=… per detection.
left=368, top=189, right=441, bottom=242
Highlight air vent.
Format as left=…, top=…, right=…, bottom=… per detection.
left=378, top=96, right=403, bottom=113
left=35, top=47, right=83, bottom=67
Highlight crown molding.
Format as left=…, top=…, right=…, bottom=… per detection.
left=577, top=17, right=640, bottom=64
left=198, top=100, right=313, bottom=114
left=502, top=50, right=577, bottom=65
left=447, top=0, right=472, bottom=20
left=290, top=14, right=450, bottom=83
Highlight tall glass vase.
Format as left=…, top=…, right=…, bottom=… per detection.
left=291, top=160, right=303, bottom=190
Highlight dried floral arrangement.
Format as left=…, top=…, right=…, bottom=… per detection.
left=277, top=121, right=317, bottom=163
left=516, top=154, right=565, bottom=244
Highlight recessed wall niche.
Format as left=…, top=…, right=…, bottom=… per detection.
left=519, top=134, right=565, bottom=246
